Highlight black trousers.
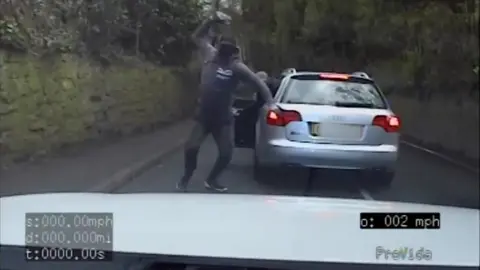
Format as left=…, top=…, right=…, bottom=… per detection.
left=183, top=120, right=233, bottom=184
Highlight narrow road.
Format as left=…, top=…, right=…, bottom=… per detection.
left=114, top=138, right=479, bottom=209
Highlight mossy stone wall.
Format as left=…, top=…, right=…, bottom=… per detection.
left=0, top=51, right=197, bottom=163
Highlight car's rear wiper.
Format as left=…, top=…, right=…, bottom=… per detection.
left=334, top=101, right=377, bottom=108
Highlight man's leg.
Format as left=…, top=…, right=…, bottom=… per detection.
left=204, top=124, right=233, bottom=192
left=176, top=121, right=209, bottom=191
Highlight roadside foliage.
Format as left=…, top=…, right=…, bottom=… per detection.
left=234, top=0, right=479, bottom=161
left=0, top=0, right=478, bottom=161
left=237, top=0, right=478, bottom=102
left=0, top=0, right=204, bottom=162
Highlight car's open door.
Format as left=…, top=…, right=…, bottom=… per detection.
left=233, top=95, right=259, bottom=148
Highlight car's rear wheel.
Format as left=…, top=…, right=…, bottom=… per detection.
left=253, top=149, right=271, bottom=183
left=369, top=170, right=394, bottom=191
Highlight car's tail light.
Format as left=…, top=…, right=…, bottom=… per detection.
left=319, top=73, right=350, bottom=80
left=372, top=115, right=401, bottom=133
left=266, top=109, right=302, bottom=126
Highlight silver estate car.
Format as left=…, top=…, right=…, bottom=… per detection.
left=234, top=71, right=400, bottom=189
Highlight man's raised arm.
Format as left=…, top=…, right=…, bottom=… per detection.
left=233, top=62, right=275, bottom=105
left=191, top=19, right=216, bottom=60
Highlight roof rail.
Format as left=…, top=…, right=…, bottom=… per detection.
left=281, top=68, right=297, bottom=76
left=351, top=72, right=371, bottom=79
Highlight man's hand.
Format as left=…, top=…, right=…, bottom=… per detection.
left=266, top=102, right=279, bottom=112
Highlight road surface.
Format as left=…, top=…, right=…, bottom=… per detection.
left=114, top=138, right=479, bottom=209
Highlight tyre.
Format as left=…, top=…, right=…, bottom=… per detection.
left=369, top=170, right=394, bottom=191
left=253, top=149, right=271, bottom=183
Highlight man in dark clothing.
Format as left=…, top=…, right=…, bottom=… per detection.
left=176, top=12, right=276, bottom=192
left=252, top=71, right=279, bottom=106
left=264, top=68, right=296, bottom=97
left=266, top=76, right=281, bottom=97
left=253, top=71, right=284, bottom=106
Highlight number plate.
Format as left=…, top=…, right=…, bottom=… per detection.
left=310, top=123, right=364, bottom=139
left=310, top=123, right=321, bottom=136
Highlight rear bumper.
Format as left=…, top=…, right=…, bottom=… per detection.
left=257, top=139, right=398, bottom=170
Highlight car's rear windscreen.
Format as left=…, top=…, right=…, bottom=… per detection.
left=280, top=74, right=388, bottom=109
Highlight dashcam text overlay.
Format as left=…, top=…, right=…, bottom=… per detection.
left=376, top=246, right=432, bottom=261
left=360, top=212, right=440, bottom=229
left=24, top=213, right=113, bottom=261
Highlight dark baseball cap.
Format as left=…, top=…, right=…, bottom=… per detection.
left=218, top=36, right=237, bottom=47
left=217, top=36, right=239, bottom=56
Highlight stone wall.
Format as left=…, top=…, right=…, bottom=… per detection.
left=0, top=51, right=198, bottom=163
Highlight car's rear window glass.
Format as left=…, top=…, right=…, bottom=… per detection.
left=280, top=75, right=387, bottom=109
